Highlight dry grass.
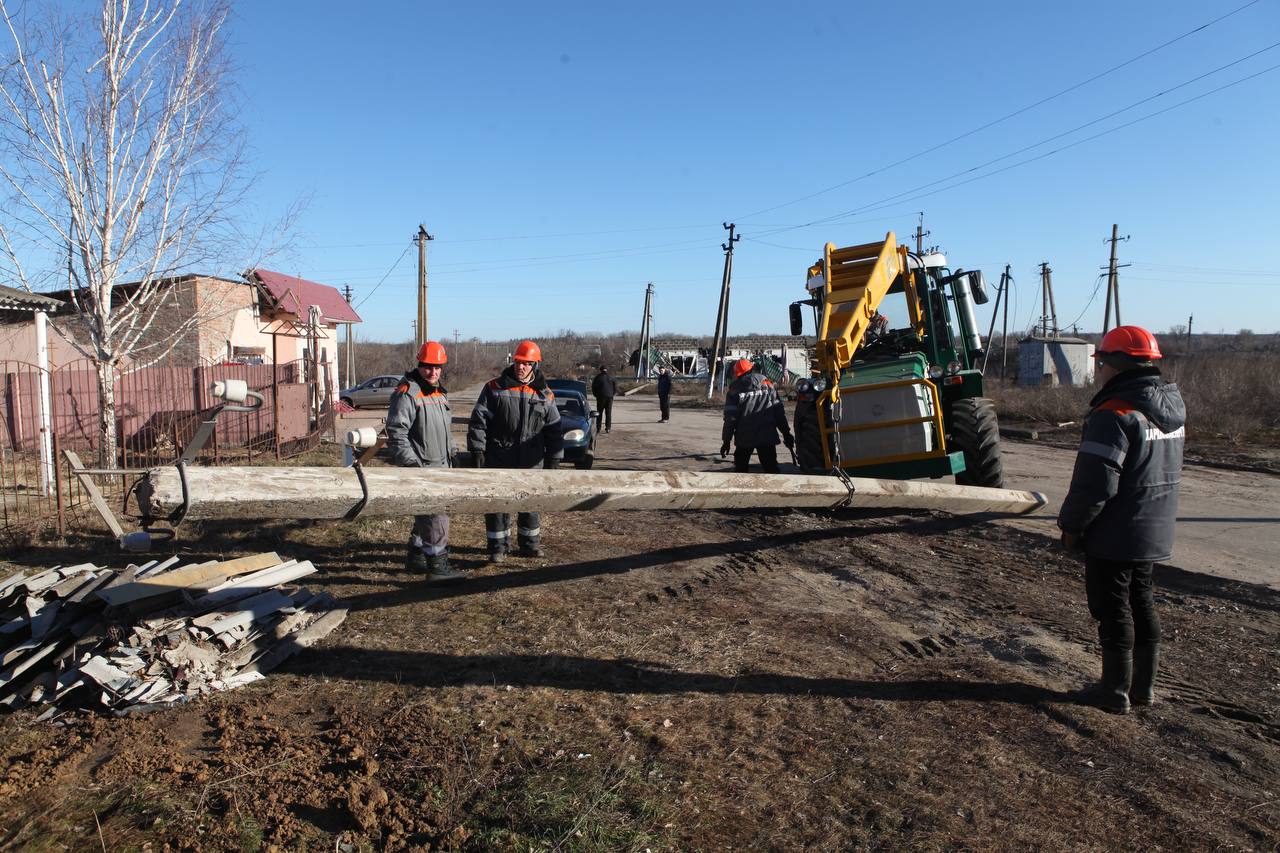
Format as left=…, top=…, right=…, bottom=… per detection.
left=987, top=350, right=1280, bottom=445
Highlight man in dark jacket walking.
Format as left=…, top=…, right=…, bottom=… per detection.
left=721, top=359, right=794, bottom=474
left=386, top=341, right=464, bottom=583
left=468, top=340, right=564, bottom=561
left=1059, top=326, right=1185, bottom=714
left=591, top=366, right=617, bottom=433
left=657, top=368, right=673, bottom=422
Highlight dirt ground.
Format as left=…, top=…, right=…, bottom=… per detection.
left=1, top=391, right=1277, bottom=851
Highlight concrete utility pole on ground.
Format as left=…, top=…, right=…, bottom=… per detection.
left=707, top=223, right=740, bottom=399
left=414, top=224, right=434, bottom=346
left=1102, top=224, right=1130, bottom=335
left=636, top=283, right=655, bottom=379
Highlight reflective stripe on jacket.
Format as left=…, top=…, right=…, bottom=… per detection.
left=385, top=371, right=454, bottom=468
left=467, top=365, right=564, bottom=469
left=1058, top=368, right=1186, bottom=561
left=722, top=372, right=791, bottom=448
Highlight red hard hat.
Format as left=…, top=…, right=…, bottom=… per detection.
left=1096, top=325, right=1162, bottom=360
left=416, top=340, right=447, bottom=365
left=513, top=340, right=542, bottom=363
left=733, top=358, right=754, bottom=378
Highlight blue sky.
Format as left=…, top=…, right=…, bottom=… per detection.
left=228, top=0, right=1280, bottom=343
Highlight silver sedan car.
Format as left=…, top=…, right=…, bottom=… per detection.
left=339, top=374, right=403, bottom=409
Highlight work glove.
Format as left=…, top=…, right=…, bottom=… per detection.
left=783, top=433, right=795, bottom=449
left=544, top=456, right=559, bottom=470
left=1060, top=531, right=1080, bottom=551
left=719, top=441, right=731, bottom=458
left=472, top=451, right=485, bottom=469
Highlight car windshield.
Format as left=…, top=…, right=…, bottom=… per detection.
left=557, top=398, right=585, bottom=417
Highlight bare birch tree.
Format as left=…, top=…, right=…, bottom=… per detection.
left=0, top=0, right=254, bottom=465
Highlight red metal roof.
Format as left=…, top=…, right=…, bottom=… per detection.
left=251, top=269, right=361, bottom=325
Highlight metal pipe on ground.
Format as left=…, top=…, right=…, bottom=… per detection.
left=136, top=467, right=1047, bottom=522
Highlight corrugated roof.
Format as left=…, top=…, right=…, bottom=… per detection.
left=251, top=269, right=361, bottom=325
left=0, top=283, right=64, bottom=312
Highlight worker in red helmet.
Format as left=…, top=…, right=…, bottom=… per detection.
left=1058, top=325, right=1185, bottom=714
left=720, top=358, right=794, bottom=474
left=386, top=340, right=464, bottom=583
left=467, top=339, right=564, bottom=561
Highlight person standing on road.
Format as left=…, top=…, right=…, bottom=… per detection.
left=657, top=367, right=673, bottom=422
left=592, top=366, right=617, bottom=433
left=385, top=341, right=464, bottom=583
left=1058, top=325, right=1185, bottom=714
left=720, top=358, right=794, bottom=474
left=468, top=340, right=564, bottom=562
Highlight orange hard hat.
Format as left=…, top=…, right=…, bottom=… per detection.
left=1095, top=326, right=1162, bottom=360
left=513, top=340, right=542, bottom=363
left=733, top=358, right=754, bottom=378
left=416, top=340, right=447, bottom=365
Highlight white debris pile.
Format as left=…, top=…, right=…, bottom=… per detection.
left=0, top=551, right=346, bottom=715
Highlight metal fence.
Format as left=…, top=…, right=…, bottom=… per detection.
left=0, top=357, right=334, bottom=539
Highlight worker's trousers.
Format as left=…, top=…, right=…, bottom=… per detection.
left=485, top=511, right=540, bottom=552
left=658, top=394, right=670, bottom=421
left=1085, top=556, right=1160, bottom=651
left=410, top=513, right=449, bottom=556
left=596, top=397, right=613, bottom=431
left=733, top=445, right=780, bottom=474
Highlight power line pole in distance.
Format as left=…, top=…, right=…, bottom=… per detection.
left=707, top=223, right=740, bottom=399
left=913, top=211, right=930, bottom=254
left=1102, top=224, right=1130, bottom=335
left=415, top=224, right=434, bottom=346
left=342, top=284, right=355, bottom=387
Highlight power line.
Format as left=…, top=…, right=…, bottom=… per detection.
left=752, top=57, right=1280, bottom=239
left=732, top=0, right=1264, bottom=221
left=353, top=242, right=414, bottom=309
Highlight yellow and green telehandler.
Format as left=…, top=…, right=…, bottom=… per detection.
left=789, top=232, right=1004, bottom=487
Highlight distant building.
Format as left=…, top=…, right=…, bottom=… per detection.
left=647, top=335, right=811, bottom=381
left=0, top=271, right=360, bottom=402
left=1017, top=336, right=1095, bottom=387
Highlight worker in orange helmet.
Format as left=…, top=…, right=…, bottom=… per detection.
left=1059, top=325, right=1185, bottom=714
left=386, top=340, right=464, bottom=583
left=468, top=339, right=564, bottom=561
left=720, top=358, right=793, bottom=474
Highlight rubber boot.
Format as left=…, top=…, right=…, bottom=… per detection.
left=1090, top=649, right=1133, bottom=714
left=517, top=540, right=544, bottom=558
left=1131, top=643, right=1160, bottom=707
left=425, top=553, right=465, bottom=584
left=488, top=546, right=508, bottom=564
left=405, top=547, right=430, bottom=573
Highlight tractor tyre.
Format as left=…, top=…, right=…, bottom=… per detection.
left=951, top=397, right=1004, bottom=488
left=793, top=397, right=830, bottom=473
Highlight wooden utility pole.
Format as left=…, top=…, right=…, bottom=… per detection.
left=913, top=211, right=930, bottom=254
left=707, top=223, right=740, bottom=398
left=1187, top=315, right=1194, bottom=353
left=414, top=224, right=434, bottom=346
left=1103, top=224, right=1130, bottom=335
